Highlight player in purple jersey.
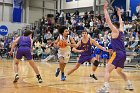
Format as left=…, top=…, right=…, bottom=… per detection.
left=67, top=30, right=108, bottom=80
left=9, top=30, right=43, bottom=83
left=97, top=2, right=133, bottom=93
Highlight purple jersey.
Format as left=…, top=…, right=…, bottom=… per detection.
left=16, top=36, right=32, bottom=60
left=18, top=36, right=31, bottom=48
left=109, top=32, right=126, bottom=68
left=111, top=32, right=125, bottom=52
left=77, top=38, right=93, bottom=64
left=78, top=38, right=92, bottom=56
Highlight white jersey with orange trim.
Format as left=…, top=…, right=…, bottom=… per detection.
left=58, top=34, right=71, bottom=63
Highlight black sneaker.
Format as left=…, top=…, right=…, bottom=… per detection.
left=55, top=68, right=60, bottom=77
left=36, top=75, right=43, bottom=83
left=13, top=74, right=19, bottom=83
left=90, top=74, right=98, bottom=80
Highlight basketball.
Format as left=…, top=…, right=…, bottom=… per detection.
left=57, top=40, right=67, bottom=48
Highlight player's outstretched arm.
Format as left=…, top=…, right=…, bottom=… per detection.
left=53, top=36, right=60, bottom=48
left=72, top=41, right=84, bottom=53
left=91, top=39, right=108, bottom=52
left=9, top=37, right=20, bottom=55
left=117, top=8, right=124, bottom=31
left=70, top=37, right=78, bottom=47
left=104, top=1, right=118, bottom=33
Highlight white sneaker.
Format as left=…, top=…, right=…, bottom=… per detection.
left=41, top=59, right=46, bottom=62
left=97, top=86, right=109, bottom=93
left=21, top=58, right=24, bottom=61
left=125, top=84, right=134, bottom=90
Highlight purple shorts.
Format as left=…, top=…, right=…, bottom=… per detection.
left=16, top=47, right=32, bottom=60
left=78, top=55, right=93, bottom=64
left=109, top=51, right=126, bottom=68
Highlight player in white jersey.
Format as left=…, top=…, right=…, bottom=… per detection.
left=57, top=34, right=71, bottom=63
left=54, top=26, right=76, bottom=81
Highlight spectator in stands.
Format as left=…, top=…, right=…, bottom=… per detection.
left=41, top=16, right=45, bottom=26
left=114, top=6, right=119, bottom=18
left=127, top=7, right=132, bottom=17
left=66, top=12, right=71, bottom=21
left=120, top=6, right=124, bottom=15
left=34, top=40, right=41, bottom=48
left=138, top=13, right=140, bottom=19
left=44, top=29, right=52, bottom=43
left=89, top=10, right=94, bottom=19
left=83, top=12, right=89, bottom=23
left=34, top=46, right=43, bottom=60
left=59, top=11, right=64, bottom=25
left=44, top=15, right=48, bottom=25
left=72, top=9, right=79, bottom=18
left=6, top=43, right=11, bottom=59
left=112, top=15, right=118, bottom=22
left=55, top=12, right=60, bottom=23
left=0, top=43, right=3, bottom=59
left=130, top=31, right=139, bottom=48
left=42, top=39, right=57, bottom=62
left=93, top=25, right=101, bottom=38
left=136, top=3, right=140, bottom=15
left=96, top=14, right=102, bottom=22
left=76, top=22, right=84, bottom=35
left=132, top=14, right=137, bottom=21
left=128, top=31, right=135, bottom=47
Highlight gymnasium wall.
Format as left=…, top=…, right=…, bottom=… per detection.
left=29, top=0, right=56, bottom=23
left=0, top=0, right=13, bottom=22
left=29, top=0, right=43, bottom=23
left=0, top=22, right=29, bottom=38
left=0, top=0, right=56, bottom=36
left=0, top=0, right=56, bottom=23
left=0, top=5, right=2, bottom=20
left=62, top=0, right=95, bottom=9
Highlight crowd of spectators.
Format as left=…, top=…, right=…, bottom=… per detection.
left=0, top=4, right=140, bottom=63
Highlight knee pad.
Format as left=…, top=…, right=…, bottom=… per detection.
left=93, top=60, right=99, bottom=67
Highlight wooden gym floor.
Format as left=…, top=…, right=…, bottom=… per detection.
left=0, top=59, right=139, bottom=93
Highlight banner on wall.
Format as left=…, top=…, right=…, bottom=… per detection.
left=12, top=0, right=24, bottom=22
left=130, top=0, right=140, bottom=15
left=66, top=0, right=73, bottom=2
left=0, top=25, right=8, bottom=36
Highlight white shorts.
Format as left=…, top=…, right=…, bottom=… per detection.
left=58, top=50, right=70, bottom=63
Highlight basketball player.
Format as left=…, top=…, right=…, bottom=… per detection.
left=97, top=2, right=134, bottom=93
left=9, top=30, right=43, bottom=83
left=54, top=26, right=76, bottom=81
left=67, top=29, right=108, bottom=80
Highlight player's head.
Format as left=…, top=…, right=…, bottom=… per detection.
left=82, top=29, right=88, bottom=37
left=24, top=30, right=33, bottom=37
left=58, top=26, right=69, bottom=36
left=113, top=22, right=120, bottom=29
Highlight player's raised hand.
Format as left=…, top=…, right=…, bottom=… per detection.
left=8, top=51, right=13, bottom=55
left=117, top=8, right=121, bottom=16
left=104, top=1, right=109, bottom=10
